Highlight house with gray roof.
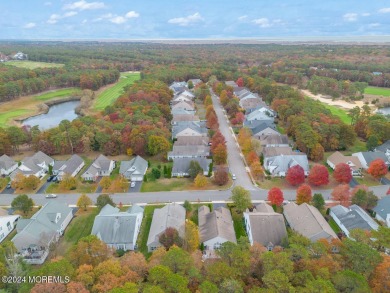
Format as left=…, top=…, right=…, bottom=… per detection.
left=172, top=94, right=193, bottom=104
left=81, top=154, right=115, bottom=182
left=172, top=121, right=208, bottom=139
left=248, top=122, right=279, bottom=140
left=374, top=196, right=390, bottom=227
left=168, top=145, right=210, bottom=160
left=171, top=109, right=196, bottom=116
left=12, top=202, right=73, bottom=264
left=352, top=151, right=390, bottom=169
left=119, top=156, right=148, bottom=181
left=172, top=158, right=212, bottom=177
left=188, top=79, right=202, bottom=87
left=245, top=107, right=275, bottom=122
left=375, top=140, right=390, bottom=160
left=244, top=202, right=287, bottom=249
left=225, top=81, right=238, bottom=88
left=240, top=98, right=267, bottom=111
left=283, top=202, right=337, bottom=242
left=147, top=203, right=186, bottom=252
left=259, top=134, right=289, bottom=148
left=0, top=214, right=20, bottom=243
left=263, top=146, right=295, bottom=158
left=198, top=206, right=236, bottom=252
left=330, top=204, right=379, bottom=237
left=169, top=82, right=188, bottom=94
left=327, top=151, right=363, bottom=176
left=0, top=154, right=18, bottom=176
left=171, top=101, right=195, bottom=112
left=172, top=114, right=200, bottom=125
left=92, top=204, right=144, bottom=251
left=174, top=136, right=210, bottom=146
left=264, top=153, right=309, bottom=177
left=10, top=151, right=53, bottom=181
left=53, top=154, right=84, bottom=181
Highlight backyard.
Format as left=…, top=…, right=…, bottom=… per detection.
left=364, top=86, right=390, bottom=97
left=5, top=60, right=64, bottom=69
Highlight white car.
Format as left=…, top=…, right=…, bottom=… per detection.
left=45, top=194, right=57, bottom=198
left=232, top=174, right=236, bottom=180
left=130, top=182, right=136, bottom=188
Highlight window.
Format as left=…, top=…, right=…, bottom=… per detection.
left=7, top=222, right=11, bottom=231
left=0, top=233, right=4, bottom=240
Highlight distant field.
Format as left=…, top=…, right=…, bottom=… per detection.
left=0, top=109, right=29, bottom=127
left=94, top=72, right=140, bottom=110
left=34, top=88, right=81, bottom=101
left=364, top=86, right=390, bottom=97
left=322, top=104, right=352, bottom=124
left=5, top=60, right=64, bottom=69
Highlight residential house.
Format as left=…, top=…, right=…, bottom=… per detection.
left=119, top=156, right=148, bottom=181
left=225, top=81, right=238, bottom=88
left=374, top=196, right=390, bottom=227
left=171, top=109, right=196, bottom=116
left=0, top=154, right=18, bottom=176
left=0, top=215, right=20, bottom=243
left=172, top=94, right=193, bottom=104
left=244, top=203, right=287, bottom=249
left=52, top=154, right=85, bottom=181
left=330, top=204, right=379, bottom=238
left=147, top=203, right=186, bottom=252
left=172, top=121, right=208, bottom=139
left=259, top=134, right=289, bottom=148
left=81, top=154, right=115, bottom=181
left=262, top=146, right=295, bottom=158
left=171, top=101, right=195, bottom=112
left=239, top=98, right=267, bottom=112
left=13, top=52, right=28, bottom=60
left=245, top=106, right=275, bottom=121
left=352, top=151, right=390, bottom=169
left=284, top=203, right=337, bottom=242
left=10, top=151, right=54, bottom=181
left=177, top=89, right=195, bottom=99
left=188, top=79, right=202, bottom=87
left=237, top=91, right=261, bottom=101
left=12, top=202, right=73, bottom=264
left=264, top=153, right=309, bottom=177
left=251, top=123, right=279, bottom=140
left=375, top=140, right=390, bottom=160
left=198, top=206, right=236, bottom=252
left=168, top=145, right=210, bottom=160
left=169, top=82, right=188, bottom=94
left=174, top=136, right=210, bottom=146
left=172, top=158, right=212, bottom=177
left=233, top=87, right=249, bottom=97
left=327, top=151, right=363, bottom=176
left=92, top=204, right=144, bottom=251
left=172, top=114, right=200, bottom=125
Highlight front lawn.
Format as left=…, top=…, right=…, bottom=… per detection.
left=45, top=181, right=98, bottom=194
left=227, top=205, right=247, bottom=239
left=328, top=217, right=341, bottom=234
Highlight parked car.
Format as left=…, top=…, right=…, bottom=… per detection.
left=232, top=174, right=236, bottom=180
left=6, top=183, right=11, bottom=189
left=47, top=175, right=55, bottom=182
left=52, top=176, right=59, bottom=183
left=131, top=182, right=136, bottom=188
left=45, top=194, right=57, bottom=198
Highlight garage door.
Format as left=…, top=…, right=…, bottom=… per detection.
left=132, top=176, right=143, bottom=182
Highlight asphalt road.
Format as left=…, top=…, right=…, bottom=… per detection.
left=211, top=90, right=255, bottom=190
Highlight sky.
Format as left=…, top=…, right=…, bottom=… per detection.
left=0, top=0, right=390, bottom=40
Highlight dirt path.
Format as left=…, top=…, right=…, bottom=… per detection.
left=300, top=89, right=367, bottom=110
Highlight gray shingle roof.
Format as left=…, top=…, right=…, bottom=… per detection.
left=374, top=196, right=390, bottom=221
left=172, top=121, right=208, bottom=138
left=375, top=140, right=390, bottom=153
left=82, top=154, right=112, bottom=177
left=331, top=204, right=379, bottom=233
left=53, top=154, right=84, bottom=175
left=327, top=151, right=362, bottom=170
left=174, top=136, right=210, bottom=146
left=0, top=154, right=16, bottom=170
left=283, top=203, right=337, bottom=242
left=119, top=156, right=148, bottom=178
left=357, top=152, right=389, bottom=165
left=250, top=122, right=277, bottom=136
left=198, top=206, right=236, bottom=244
left=172, top=158, right=212, bottom=175
left=17, top=151, right=53, bottom=176
left=265, top=154, right=309, bottom=175
left=91, top=204, right=144, bottom=246
left=260, top=134, right=289, bottom=146
left=168, top=145, right=210, bottom=158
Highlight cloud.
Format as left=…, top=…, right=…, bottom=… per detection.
left=252, top=18, right=271, bottom=28
left=361, top=13, right=370, bottom=17
left=343, top=13, right=358, bottom=22
left=63, top=0, right=105, bottom=11
left=47, top=11, right=78, bottom=24
left=23, top=22, right=36, bottom=29
left=168, top=12, right=203, bottom=26
left=125, top=11, right=139, bottom=19
left=64, top=11, right=78, bottom=17
left=110, top=16, right=127, bottom=24
left=378, top=8, right=390, bottom=13
left=238, top=15, right=247, bottom=21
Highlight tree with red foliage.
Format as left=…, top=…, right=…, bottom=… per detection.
left=296, top=184, right=312, bottom=204
left=246, top=151, right=259, bottom=166
left=268, top=188, right=284, bottom=207
left=333, top=163, right=352, bottom=184
left=231, top=112, right=245, bottom=125
left=367, top=159, right=388, bottom=179
left=207, top=112, right=219, bottom=130
left=236, top=77, right=244, bottom=87
left=286, top=165, right=305, bottom=186
left=159, top=227, right=182, bottom=250
left=331, top=184, right=351, bottom=207
left=308, top=165, right=329, bottom=186
left=211, top=131, right=226, bottom=153
left=214, top=166, right=229, bottom=186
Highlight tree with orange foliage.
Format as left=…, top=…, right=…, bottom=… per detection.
left=309, top=143, right=324, bottom=161
left=370, top=256, right=390, bottom=293
left=296, top=184, right=312, bottom=204
left=236, top=77, right=244, bottom=87
left=246, top=151, right=259, bottom=166
left=251, top=161, right=264, bottom=180
left=206, top=112, right=219, bottom=130
left=367, top=159, right=388, bottom=179
left=31, top=283, right=67, bottom=293
left=268, top=187, right=284, bottom=207
left=331, top=184, right=351, bottom=207
left=211, top=131, right=226, bottom=152
left=66, top=282, right=89, bottom=293
left=213, top=144, right=227, bottom=165
left=333, top=163, right=352, bottom=184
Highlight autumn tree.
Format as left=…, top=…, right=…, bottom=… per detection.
left=11, top=173, right=25, bottom=190
left=23, top=175, right=40, bottom=190
left=59, top=174, right=78, bottom=190
left=159, top=228, right=182, bottom=250
left=77, top=194, right=92, bottom=211
left=351, top=187, right=378, bottom=210
left=236, top=77, right=244, bottom=87
left=367, top=159, right=388, bottom=179
left=333, top=163, right=352, bottom=184
left=268, top=187, right=284, bottom=207
left=194, top=174, right=207, bottom=187
left=331, top=184, right=351, bottom=207
left=250, top=161, right=264, bottom=180
left=96, top=194, right=115, bottom=210
left=11, top=194, right=33, bottom=215
left=312, top=193, right=325, bottom=211
left=296, top=184, right=312, bottom=204
left=231, top=186, right=252, bottom=213
left=370, top=255, right=390, bottom=293
left=211, top=131, right=226, bottom=152
left=183, top=220, right=200, bottom=253
left=286, top=165, right=305, bottom=186
left=68, top=235, right=111, bottom=267
left=213, top=144, right=227, bottom=165
left=308, top=165, right=329, bottom=186
left=214, top=166, right=229, bottom=186
left=188, top=160, right=203, bottom=179
left=147, top=135, right=171, bottom=156
left=246, top=151, right=259, bottom=166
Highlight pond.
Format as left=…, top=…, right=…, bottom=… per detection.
left=23, top=100, right=80, bottom=130
left=377, top=107, right=390, bottom=115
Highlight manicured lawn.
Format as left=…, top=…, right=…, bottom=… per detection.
left=141, top=178, right=189, bottom=192
left=194, top=98, right=206, bottom=120
left=0, top=109, right=29, bottom=127
left=94, top=72, right=140, bottom=110
left=64, top=208, right=99, bottom=244
left=328, top=218, right=341, bottom=234
left=188, top=203, right=213, bottom=225
left=45, top=181, right=98, bottom=194
left=33, top=88, right=82, bottom=101
left=228, top=205, right=247, bottom=239
left=137, top=205, right=164, bottom=257
left=364, top=86, right=390, bottom=97
left=5, top=60, right=64, bottom=69
left=322, top=104, right=352, bottom=124
left=356, top=175, right=382, bottom=187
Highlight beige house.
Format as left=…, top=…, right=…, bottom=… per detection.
left=327, top=151, right=362, bottom=176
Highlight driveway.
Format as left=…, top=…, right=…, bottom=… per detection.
left=36, top=181, right=51, bottom=194
left=128, top=181, right=142, bottom=193
left=95, top=177, right=103, bottom=193
left=211, top=90, right=255, bottom=190
left=1, top=187, right=14, bottom=195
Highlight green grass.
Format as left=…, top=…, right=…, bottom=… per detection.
left=0, top=109, right=29, bottom=127
left=228, top=205, right=247, bottom=239
left=110, top=162, right=121, bottom=179
left=189, top=203, right=213, bottom=225
left=364, top=86, right=390, bottom=97
left=5, top=60, right=64, bottom=69
left=140, top=179, right=188, bottom=192
left=137, top=205, right=164, bottom=257
left=64, top=208, right=99, bottom=244
left=328, top=218, right=341, bottom=234
left=94, top=72, right=140, bottom=110
left=33, top=88, right=82, bottom=101
left=322, top=104, right=352, bottom=124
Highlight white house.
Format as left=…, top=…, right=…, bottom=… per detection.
left=52, top=154, right=85, bottom=181
left=119, top=156, right=148, bottom=181
left=0, top=214, right=20, bottom=243
left=81, top=154, right=115, bottom=181
left=10, top=151, right=54, bottom=181
left=327, top=151, right=362, bottom=176
left=0, top=155, right=18, bottom=176
left=352, top=151, right=390, bottom=170
left=92, top=204, right=144, bottom=251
